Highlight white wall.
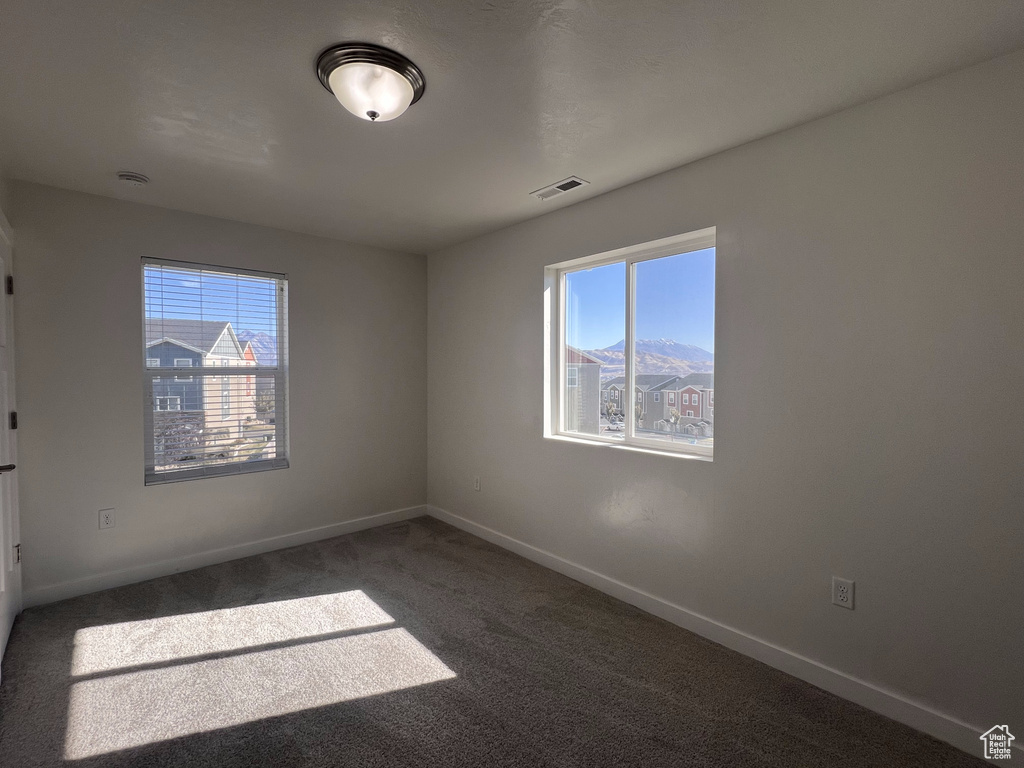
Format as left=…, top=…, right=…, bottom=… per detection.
left=0, top=177, right=12, bottom=218
left=10, top=183, right=427, bottom=600
left=427, top=50, right=1024, bottom=743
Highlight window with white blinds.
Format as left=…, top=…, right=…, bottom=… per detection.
left=143, top=259, right=288, bottom=484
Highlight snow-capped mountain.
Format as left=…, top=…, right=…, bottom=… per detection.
left=582, top=339, right=713, bottom=381
left=603, top=339, right=714, bottom=362
left=236, top=330, right=278, bottom=366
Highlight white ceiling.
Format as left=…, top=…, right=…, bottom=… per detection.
left=1, top=1, right=1022, bottom=255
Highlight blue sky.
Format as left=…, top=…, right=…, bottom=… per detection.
left=564, top=247, right=715, bottom=351
left=144, top=266, right=279, bottom=337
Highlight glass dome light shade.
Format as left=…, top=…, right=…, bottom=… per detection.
left=328, top=62, right=415, bottom=122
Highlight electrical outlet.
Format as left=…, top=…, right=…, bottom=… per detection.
left=99, top=508, right=115, bottom=530
left=832, top=576, right=854, bottom=609
left=473, top=476, right=481, bottom=492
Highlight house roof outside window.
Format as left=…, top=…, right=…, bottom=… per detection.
left=602, top=373, right=715, bottom=392
left=652, top=372, right=714, bottom=392
left=566, top=346, right=603, bottom=365
left=145, top=318, right=243, bottom=358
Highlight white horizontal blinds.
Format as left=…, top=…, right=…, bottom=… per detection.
left=143, top=259, right=288, bottom=483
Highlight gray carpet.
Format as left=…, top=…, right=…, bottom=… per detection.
left=0, top=517, right=981, bottom=767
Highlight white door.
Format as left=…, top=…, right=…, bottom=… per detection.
left=0, top=220, right=21, bottom=671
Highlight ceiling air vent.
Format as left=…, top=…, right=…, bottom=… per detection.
left=530, top=176, right=590, bottom=201
left=116, top=171, right=149, bottom=187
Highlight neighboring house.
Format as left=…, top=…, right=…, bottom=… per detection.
left=602, top=377, right=626, bottom=415
left=643, top=372, right=714, bottom=435
left=565, top=347, right=602, bottom=435
left=633, top=374, right=683, bottom=424
left=146, top=319, right=257, bottom=456
left=241, top=340, right=257, bottom=397
left=601, top=371, right=715, bottom=435
left=602, top=374, right=680, bottom=418
left=239, top=335, right=278, bottom=421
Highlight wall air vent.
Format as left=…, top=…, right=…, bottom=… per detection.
left=530, top=176, right=590, bottom=201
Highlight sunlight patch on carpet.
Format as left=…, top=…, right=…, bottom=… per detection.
left=65, top=626, right=456, bottom=759
left=64, top=591, right=456, bottom=760
left=71, top=590, right=394, bottom=675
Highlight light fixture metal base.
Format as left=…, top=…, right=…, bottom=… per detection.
left=316, top=43, right=425, bottom=106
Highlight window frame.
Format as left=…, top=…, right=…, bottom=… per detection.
left=142, top=258, right=290, bottom=485
left=174, top=358, right=194, bottom=382
left=545, top=227, right=715, bottom=460
left=156, top=396, right=181, bottom=412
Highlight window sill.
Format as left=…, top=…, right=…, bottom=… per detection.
left=545, top=433, right=713, bottom=462
left=145, top=457, right=289, bottom=485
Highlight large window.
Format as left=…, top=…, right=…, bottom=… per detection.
left=143, top=259, right=288, bottom=484
left=546, top=228, right=715, bottom=459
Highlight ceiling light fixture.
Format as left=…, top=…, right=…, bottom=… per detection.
left=316, top=43, right=425, bottom=122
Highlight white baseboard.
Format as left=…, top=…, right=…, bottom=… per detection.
left=426, top=505, right=997, bottom=760
left=23, top=505, right=427, bottom=608
left=17, top=501, right=1002, bottom=759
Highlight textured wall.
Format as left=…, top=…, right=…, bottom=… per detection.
left=0, top=177, right=12, bottom=220
left=427, top=51, right=1024, bottom=735
left=10, top=183, right=427, bottom=595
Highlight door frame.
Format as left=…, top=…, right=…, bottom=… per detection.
left=0, top=201, right=21, bottom=678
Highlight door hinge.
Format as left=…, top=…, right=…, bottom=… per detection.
left=14, top=544, right=20, bottom=564
left=5, top=276, right=11, bottom=295
left=9, top=411, right=16, bottom=430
